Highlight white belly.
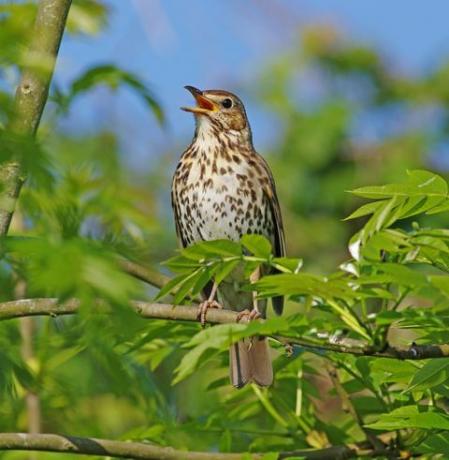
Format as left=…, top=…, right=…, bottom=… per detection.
left=186, top=172, right=264, bottom=241
left=173, top=131, right=275, bottom=247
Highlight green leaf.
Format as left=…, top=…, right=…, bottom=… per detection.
left=253, top=273, right=370, bottom=339
left=350, top=170, right=448, bottom=200
left=154, top=273, right=189, bottom=300
left=181, top=239, right=242, bottom=260
left=368, top=358, right=417, bottom=385
left=219, top=429, right=232, bottom=453
left=173, top=269, right=204, bottom=304
left=418, top=432, right=449, bottom=455
left=45, top=345, right=85, bottom=371
left=164, top=255, right=202, bottom=273
left=241, top=234, right=272, bottom=258
left=213, top=258, right=241, bottom=284
left=344, top=200, right=384, bottom=220
left=260, top=454, right=279, bottom=460
left=191, top=267, right=213, bottom=295
left=372, top=263, right=428, bottom=288
left=366, top=406, right=449, bottom=430
left=66, top=0, right=108, bottom=35
left=430, top=276, right=449, bottom=297
left=406, top=358, right=449, bottom=392
left=173, top=323, right=247, bottom=384
left=271, top=257, right=303, bottom=273
left=253, top=273, right=344, bottom=298
left=426, top=200, right=449, bottom=215
left=63, top=64, right=164, bottom=123
left=347, top=171, right=449, bottom=253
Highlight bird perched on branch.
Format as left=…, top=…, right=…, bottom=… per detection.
left=171, top=86, right=285, bottom=388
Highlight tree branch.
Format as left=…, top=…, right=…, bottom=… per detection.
left=1, top=298, right=448, bottom=360
left=117, top=258, right=201, bottom=303
left=118, top=258, right=172, bottom=289
left=0, top=0, right=72, bottom=235
left=14, top=217, right=42, bottom=458
left=0, top=432, right=396, bottom=460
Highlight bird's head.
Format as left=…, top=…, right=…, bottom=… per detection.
left=182, top=86, right=252, bottom=142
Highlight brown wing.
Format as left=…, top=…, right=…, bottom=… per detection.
left=258, top=154, right=286, bottom=315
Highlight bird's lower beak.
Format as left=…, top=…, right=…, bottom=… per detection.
left=181, top=85, right=218, bottom=114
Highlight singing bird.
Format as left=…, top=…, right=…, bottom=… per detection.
left=171, top=86, right=285, bottom=388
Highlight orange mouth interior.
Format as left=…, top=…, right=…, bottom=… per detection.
left=195, top=94, right=215, bottom=111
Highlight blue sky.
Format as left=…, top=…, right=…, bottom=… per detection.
left=56, top=1, right=449, bottom=168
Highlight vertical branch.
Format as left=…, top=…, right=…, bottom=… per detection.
left=20, top=318, right=41, bottom=434
left=0, top=0, right=72, bottom=236
left=12, top=214, right=41, bottom=457
left=20, top=313, right=41, bottom=460
left=20, top=317, right=42, bottom=431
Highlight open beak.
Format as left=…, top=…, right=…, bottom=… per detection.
left=181, top=85, right=218, bottom=114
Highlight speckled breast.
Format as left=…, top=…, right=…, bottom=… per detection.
left=173, top=143, right=274, bottom=247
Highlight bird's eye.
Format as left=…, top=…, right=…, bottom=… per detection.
left=222, top=98, right=233, bottom=109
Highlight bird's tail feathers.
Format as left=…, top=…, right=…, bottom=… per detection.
left=229, top=337, right=273, bottom=388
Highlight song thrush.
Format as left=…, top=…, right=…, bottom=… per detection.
left=171, top=86, right=286, bottom=388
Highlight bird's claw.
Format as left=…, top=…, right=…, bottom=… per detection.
left=236, top=308, right=261, bottom=323
left=236, top=309, right=263, bottom=352
left=197, top=300, right=222, bottom=327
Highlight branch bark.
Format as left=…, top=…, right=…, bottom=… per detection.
left=0, top=432, right=395, bottom=460
left=0, top=0, right=72, bottom=235
left=14, top=217, right=41, bottom=455
left=118, top=258, right=172, bottom=289
left=1, top=298, right=448, bottom=360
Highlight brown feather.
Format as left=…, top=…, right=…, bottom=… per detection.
left=260, top=155, right=286, bottom=315
left=230, top=337, right=273, bottom=388
left=248, top=337, right=273, bottom=386
left=229, top=340, right=252, bottom=388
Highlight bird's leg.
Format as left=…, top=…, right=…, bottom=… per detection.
left=250, top=266, right=262, bottom=319
left=236, top=267, right=262, bottom=323
left=197, top=282, right=222, bottom=327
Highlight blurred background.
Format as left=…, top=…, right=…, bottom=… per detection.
left=48, top=0, right=449, bottom=270
left=3, top=0, right=449, bottom=456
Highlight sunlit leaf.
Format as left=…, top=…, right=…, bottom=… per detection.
left=366, top=406, right=449, bottom=431
left=406, top=359, right=449, bottom=392
left=241, top=234, right=272, bottom=258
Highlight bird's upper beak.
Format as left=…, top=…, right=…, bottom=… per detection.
left=181, top=86, right=218, bottom=114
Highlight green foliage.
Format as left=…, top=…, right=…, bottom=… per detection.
left=152, top=170, right=449, bottom=457
left=156, top=235, right=301, bottom=304
left=53, top=64, right=164, bottom=124
left=347, top=169, right=449, bottom=259
left=0, top=2, right=36, bottom=66
left=257, top=25, right=449, bottom=271
left=67, top=0, right=108, bottom=35
left=3, top=5, right=449, bottom=459
left=366, top=405, right=449, bottom=431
